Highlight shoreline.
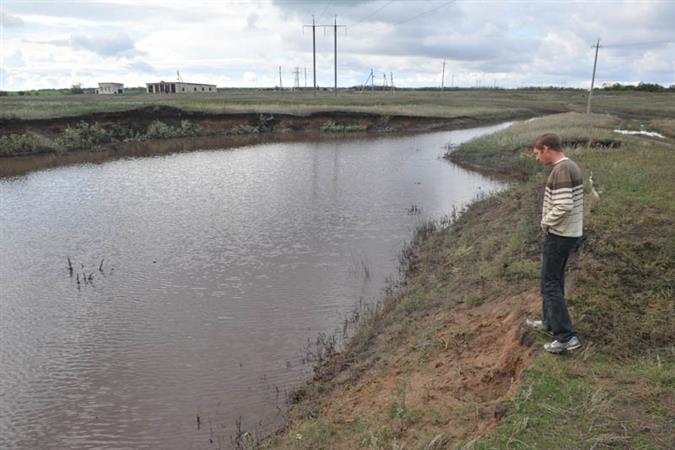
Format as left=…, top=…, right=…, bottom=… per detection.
left=261, top=111, right=674, bottom=448
left=0, top=109, right=535, bottom=178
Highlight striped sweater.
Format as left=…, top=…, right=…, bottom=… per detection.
left=541, top=158, right=584, bottom=237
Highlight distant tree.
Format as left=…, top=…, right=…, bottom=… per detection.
left=603, top=83, right=626, bottom=91
left=603, top=82, right=668, bottom=92
left=635, top=82, right=665, bottom=92
left=70, top=83, right=84, bottom=94
left=0, top=91, right=8, bottom=96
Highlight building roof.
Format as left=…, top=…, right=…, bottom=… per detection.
left=146, top=81, right=216, bottom=87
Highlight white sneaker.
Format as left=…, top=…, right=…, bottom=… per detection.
left=544, top=336, right=582, bottom=353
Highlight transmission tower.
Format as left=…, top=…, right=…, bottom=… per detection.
left=293, top=67, right=301, bottom=90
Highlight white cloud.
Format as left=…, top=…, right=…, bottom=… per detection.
left=5, top=50, right=25, bottom=67
left=243, top=71, right=258, bottom=84
left=1, top=12, right=24, bottom=27
left=69, top=32, right=143, bottom=57
left=1, top=0, right=673, bottom=90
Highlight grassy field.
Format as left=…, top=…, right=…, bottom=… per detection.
left=259, top=112, right=674, bottom=449
left=1, top=89, right=675, bottom=121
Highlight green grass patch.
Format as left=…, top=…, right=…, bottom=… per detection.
left=466, top=353, right=674, bottom=450
left=2, top=90, right=674, bottom=121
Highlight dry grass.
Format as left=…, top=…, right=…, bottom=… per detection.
left=1, top=89, right=674, bottom=120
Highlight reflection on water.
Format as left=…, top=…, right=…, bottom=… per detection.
left=0, top=123, right=510, bottom=449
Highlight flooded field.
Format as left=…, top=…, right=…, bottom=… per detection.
left=0, top=123, right=510, bottom=449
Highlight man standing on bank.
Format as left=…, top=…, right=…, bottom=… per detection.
left=527, top=133, right=584, bottom=353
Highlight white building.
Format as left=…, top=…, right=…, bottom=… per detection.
left=146, top=81, right=217, bottom=94
left=96, top=82, right=124, bottom=94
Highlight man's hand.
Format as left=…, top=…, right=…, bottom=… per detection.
left=541, top=223, right=549, bottom=234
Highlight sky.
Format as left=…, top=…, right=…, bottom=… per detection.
left=0, top=0, right=673, bottom=91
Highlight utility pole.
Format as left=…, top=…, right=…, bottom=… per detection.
left=332, top=16, right=345, bottom=97
left=391, top=72, right=394, bottom=95
left=383, top=72, right=387, bottom=89
left=441, top=59, right=446, bottom=91
left=371, top=68, right=374, bottom=91
left=587, top=38, right=601, bottom=114
left=303, top=16, right=317, bottom=95
left=293, top=67, right=301, bottom=91
left=305, top=16, right=345, bottom=96
left=304, top=66, right=307, bottom=88
left=279, top=66, right=283, bottom=91
left=451, top=73, right=454, bottom=88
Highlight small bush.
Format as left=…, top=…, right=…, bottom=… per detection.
left=0, top=133, right=40, bottom=156
left=230, top=124, right=259, bottom=135
left=145, top=120, right=200, bottom=139
left=57, top=121, right=112, bottom=150
left=320, top=121, right=344, bottom=132
left=179, top=120, right=200, bottom=136
left=145, top=120, right=177, bottom=139
left=344, top=124, right=367, bottom=132
left=321, top=121, right=367, bottom=133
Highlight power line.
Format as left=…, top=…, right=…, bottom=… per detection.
left=393, top=0, right=456, bottom=26
left=349, top=0, right=395, bottom=30
left=316, top=0, right=333, bottom=22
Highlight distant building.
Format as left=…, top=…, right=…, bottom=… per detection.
left=146, top=81, right=217, bottom=94
left=97, top=82, right=124, bottom=94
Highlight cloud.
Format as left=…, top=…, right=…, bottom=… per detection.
left=5, top=50, right=26, bottom=67
left=3, top=1, right=207, bottom=24
left=40, top=32, right=144, bottom=58
left=243, top=71, right=258, bottom=84
left=126, top=61, right=158, bottom=74
left=2, top=0, right=674, bottom=90
left=1, top=12, right=24, bottom=27
left=69, top=32, right=143, bottom=57
left=247, top=12, right=259, bottom=30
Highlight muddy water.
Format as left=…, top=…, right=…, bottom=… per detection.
left=0, top=123, right=510, bottom=449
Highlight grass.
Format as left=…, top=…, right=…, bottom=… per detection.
left=449, top=112, right=674, bottom=357
left=263, top=111, right=674, bottom=449
left=647, top=118, right=675, bottom=137
left=467, top=355, right=674, bottom=449
left=447, top=112, right=622, bottom=176
left=1, top=89, right=674, bottom=121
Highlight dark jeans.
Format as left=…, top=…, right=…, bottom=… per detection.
left=541, top=233, right=579, bottom=342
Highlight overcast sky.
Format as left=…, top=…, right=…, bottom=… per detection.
left=1, top=0, right=673, bottom=90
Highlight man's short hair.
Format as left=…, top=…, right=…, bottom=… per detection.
left=534, top=133, right=562, bottom=151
